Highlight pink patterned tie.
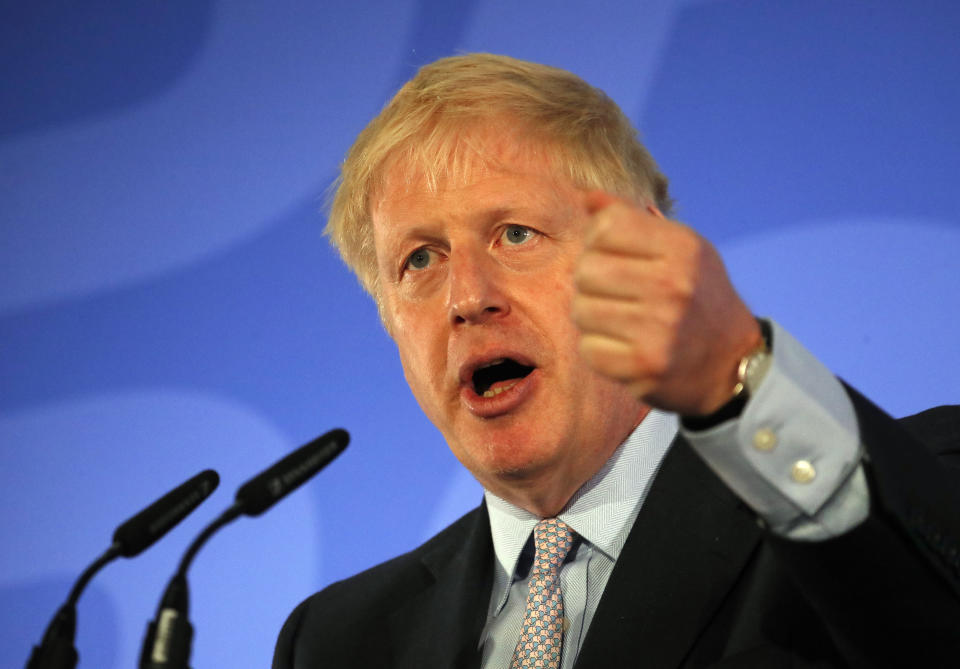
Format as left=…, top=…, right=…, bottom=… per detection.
left=510, top=518, right=574, bottom=669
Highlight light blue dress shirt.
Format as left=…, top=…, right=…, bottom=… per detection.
left=481, top=410, right=677, bottom=669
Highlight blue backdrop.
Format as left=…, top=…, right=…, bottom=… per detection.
left=2, top=1, right=958, bottom=667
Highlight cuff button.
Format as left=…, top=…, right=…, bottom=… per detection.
left=752, top=428, right=777, bottom=451
left=791, top=460, right=816, bottom=484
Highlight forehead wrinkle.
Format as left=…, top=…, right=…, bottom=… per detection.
left=375, top=157, right=578, bottom=224
left=373, top=117, right=564, bottom=203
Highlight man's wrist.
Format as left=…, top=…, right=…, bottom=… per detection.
left=683, top=318, right=772, bottom=431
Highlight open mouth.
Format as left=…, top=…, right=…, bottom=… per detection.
left=472, top=358, right=536, bottom=397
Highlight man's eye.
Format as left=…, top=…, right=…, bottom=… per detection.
left=502, top=225, right=534, bottom=245
left=405, top=248, right=434, bottom=270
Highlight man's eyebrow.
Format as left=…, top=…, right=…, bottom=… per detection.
left=484, top=204, right=551, bottom=224
left=484, top=206, right=514, bottom=223
left=384, top=222, right=445, bottom=254
left=390, top=206, right=526, bottom=240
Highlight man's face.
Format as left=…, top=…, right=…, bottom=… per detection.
left=371, top=132, right=643, bottom=504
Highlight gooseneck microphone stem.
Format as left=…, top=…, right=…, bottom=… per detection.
left=66, top=544, right=122, bottom=607
left=140, top=505, right=243, bottom=669
left=28, top=545, right=124, bottom=669
left=175, top=503, right=242, bottom=578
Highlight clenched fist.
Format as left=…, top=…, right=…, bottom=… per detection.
left=572, top=191, right=763, bottom=416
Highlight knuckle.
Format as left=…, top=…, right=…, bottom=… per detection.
left=670, top=275, right=696, bottom=305
left=588, top=213, right=613, bottom=242
left=578, top=336, right=603, bottom=367
left=661, top=308, right=685, bottom=335
left=573, top=257, right=596, bottom=289
left=633, top=341, right=670, bottom=381
left=580, top=337, right=628, bottom=379
left=654, top=259, right=695, bottom=303
left=570, top=296, right=589, bottom=324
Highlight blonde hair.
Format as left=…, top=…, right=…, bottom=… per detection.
left=327, top=53, right=673, bottom=299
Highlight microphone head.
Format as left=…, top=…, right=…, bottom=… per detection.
left=235, top=428, right=349, bottom=516
left=113, top=469, right=220, bottom=557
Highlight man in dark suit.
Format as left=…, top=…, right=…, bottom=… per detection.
left=274, top=54, right=960, bottom=668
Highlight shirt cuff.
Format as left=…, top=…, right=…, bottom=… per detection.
left=681, top=319, right=869, bottom=540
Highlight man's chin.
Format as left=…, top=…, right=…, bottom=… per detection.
left=464, top=445, right=563, bottom=485
left=445, top=419, right=577, bottom=486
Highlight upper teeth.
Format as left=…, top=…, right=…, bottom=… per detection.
left=477, top=358, right=506, bottom=370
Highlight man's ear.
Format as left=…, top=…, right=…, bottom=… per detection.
left=646, top=203, right=666, bottom=219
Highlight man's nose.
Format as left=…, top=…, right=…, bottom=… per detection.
left=447, top=249, right=510, bottom=325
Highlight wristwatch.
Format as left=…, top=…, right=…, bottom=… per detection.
left=682, top=318, right=772, bottom=430
left=732, top=318, right=773, bottom=402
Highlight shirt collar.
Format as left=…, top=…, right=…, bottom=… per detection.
left=484, top=410, right=678, bottom=613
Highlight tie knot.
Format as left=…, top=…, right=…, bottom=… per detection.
left=532, top=518, right=574, bottom=574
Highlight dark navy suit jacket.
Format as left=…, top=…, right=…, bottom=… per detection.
left=274, top=389, right=960, bottom=668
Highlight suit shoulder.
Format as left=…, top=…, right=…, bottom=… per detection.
left=322, top=504, right=483, bottom=605
left=899, top=405, right=960, bottom=459
left=273, top=505, right=485, bottom=667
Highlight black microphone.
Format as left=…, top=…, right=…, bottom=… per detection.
left=139, top=428, right=349, bottom=669
left=236, top=427, right=349, bottom=516
left=115, top=470, right=220, bottom=557
left=26, top=469, right=220, bottom=669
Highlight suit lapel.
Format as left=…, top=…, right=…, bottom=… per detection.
left=382, top=437, right=762, bottom=668
left=575, top=437, right=762, bottom=668
left=387, top=502, right=494, bottom=669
